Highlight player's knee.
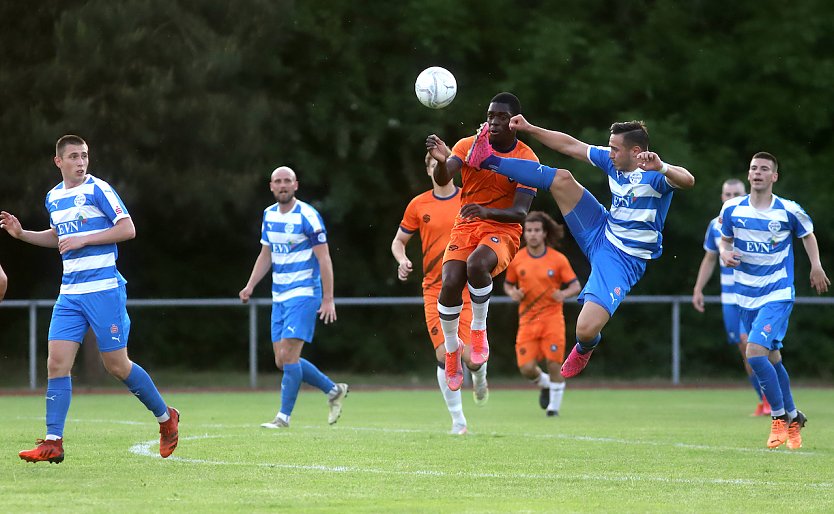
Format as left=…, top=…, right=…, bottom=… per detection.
left=103, top=360, right=131, bottom=380
left=575, top=323, right=599, bottom=343
left=551, top=168, right=574, bottom=189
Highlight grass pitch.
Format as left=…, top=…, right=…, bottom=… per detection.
left=2, top=387, right=833, bottom=513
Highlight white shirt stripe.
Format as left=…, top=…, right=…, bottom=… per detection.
left=61, top=253, right=117, bottom=274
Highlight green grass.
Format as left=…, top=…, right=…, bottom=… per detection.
left=2, top=387, right=833, bottom=513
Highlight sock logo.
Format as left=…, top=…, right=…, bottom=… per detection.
left=45, top=395, right=56, bottom=401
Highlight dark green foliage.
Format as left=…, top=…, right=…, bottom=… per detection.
left=1, top=0, right=833, bottom=379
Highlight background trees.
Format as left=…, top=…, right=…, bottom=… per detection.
left=2, top=0, right=832, bottom=379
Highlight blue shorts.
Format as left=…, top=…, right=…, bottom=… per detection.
left=271, top=296, right=320, bottom=343
left=564, top=190, right=646, bottom=316
left=721, top=303, right=743, bottom=344
left=740, top=301, right=793, bottom=351
left=48, top=286, right=131, bottom=352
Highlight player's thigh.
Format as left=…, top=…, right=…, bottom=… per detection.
left=515, top=324, right=544, bottom=368
left=550, top=170, right=588, bottom=215
left=562, top=189, right=609, bottom=259
left=48, top=294, right=89, bottom=344
left=475, top=226, right=521, bottom=277
left=721, top=303, right=742, bottom=344
left=276, top=296, right=320, bottom=343
left=82, top=286, right=131, bottom=352
left=582, top=243, right=646, bottom=318
left=540, top=316, right=567, bottom=364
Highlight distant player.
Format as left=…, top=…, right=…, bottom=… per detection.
left=504, top=212, right=581, bottom=416
left=391, top=153, right=478, bottom=435
left=465, top=115, right=694, bottom=378
left=2, top=135, right=179, bottom=464
left=692, top=178, right=770, bottom=416
left=239, top=166, right=348, bottom=429
left=425, top=92, right=538, bottom=393
left=719, top=152, right=829, bottom=449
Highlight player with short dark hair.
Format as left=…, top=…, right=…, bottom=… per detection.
left=2, top=135, right=179, bottom=464
left=465, top=115, right=694, bottom=378
left=719, top=152, right=829, bottom=449
left=425, top=93, right=538, bottom=396
left=505, top=211, right=581, bottom=416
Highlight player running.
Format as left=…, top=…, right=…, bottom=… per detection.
left=425, top=92, right=538, bottom=392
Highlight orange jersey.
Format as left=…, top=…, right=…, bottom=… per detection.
left=505, top=247, right=578, bottom=323
left=399, top=187, right=462, bottom=291
left=450, top=136, right=538, bottom=225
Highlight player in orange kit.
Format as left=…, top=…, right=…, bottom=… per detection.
left=426, top=92, right=538, bottom=393
left=392, top=153, right=477, bottom=435
left=505, top=212, right=581, bottom=416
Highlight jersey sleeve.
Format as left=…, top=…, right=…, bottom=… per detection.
left=719, top=203, right=736, bottom=238
left=259, top=211, right=270, bottom=246
left=450, top=137, right=470, bottom=165
left=703, top=221, right=718, bottom=253
left=587, top=146, right=615, bottom=178
left=785, top=200, right=813, bottom=238
left=93, top=181, right=130, bottom=223
left=555, top=252, right=578, bottom=285
left=399, top=196, right=421, bottom=233
left=302, top=208, right=328, bottom=246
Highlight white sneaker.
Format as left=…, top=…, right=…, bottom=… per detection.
left=473, top=374, right=489, bottom=407
left=328, top=383, right=349, bottom=425
left=261, top=415, right=289, bottom=429
left=450, top=422, right=468, bottom=435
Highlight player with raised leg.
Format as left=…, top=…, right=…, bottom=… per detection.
left=392, top=153, right=477, bottom=435
left=465, top=115, right=694, bottom=378
left=239, top=166, right=347, bottom=429
left=718, top=152, right=829, bottom=449
left=425, top=92, right=538, bottom=394
left=3, top=135, right=179, bottom=463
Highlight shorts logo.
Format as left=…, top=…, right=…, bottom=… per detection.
left=520, top=270, right=526, bottom=277
left=422, top=214, right=431, bottom=224
left=550, top=344, right=558, bottom=352
left=763, top=324, right=772, bottom=333
left=431, top=326, right=438, bottom=336
left=317, top=232, right=327, bottom=243
left=284, top=223, right=295, bottom=233
left=547, top=269, right=554, bottom=277
left=73, top=194, right=86, bottom=207
left=628, top=171, right=642, bottom=184
left=519, top=347, right=527, bottom=355
left=614, top=287, right=622, bottom=297
left=768, top=220, right=781, bottom=234
left=448, top=244, right=459, bottom=251
left=490, top=236, right=499, bottom=243
left=110, top=324, right=119, bottom=334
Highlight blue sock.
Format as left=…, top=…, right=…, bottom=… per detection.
left=772, top=361, right=796, bottom=416
left=45, top=376, right=73, bottom=438
left=122, top=363, right=168, bottom=417
left=481, top=156, right=557, bottom=190
left=279, top=362, right=303, bottom=416
left=300, top=358, right=335, bottom=394
left=747, top=356, right=784, bottom=415
left=748, top=373, right=763, bottom=400
left=577, top=334, right=601, bottom=355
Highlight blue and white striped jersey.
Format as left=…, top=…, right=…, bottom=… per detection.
left=260, top=199, right=328, bottom=302
left=46, top=174, right=129, bottom=295
left=719, top=195, right=813, bottom=310
left=588, top=146, right=676, bottom=260
left=703, top=217, right=736, bottom=305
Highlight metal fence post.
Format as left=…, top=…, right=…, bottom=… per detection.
left=249, top=301, right=258, bottom=389
left=29, top=302, right=37, bottom=390
left=671, top=297, right=680, bottom=385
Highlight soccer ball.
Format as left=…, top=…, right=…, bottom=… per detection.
left=415, top=67, right=457, bottom=109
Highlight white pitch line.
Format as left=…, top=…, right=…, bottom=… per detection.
left=16, top=416, right=826, bottom=456
left=129, top=435, right=833, bottom=489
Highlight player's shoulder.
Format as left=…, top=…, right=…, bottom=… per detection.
left=773, top=194, right=804, bottom=214
left=722, top=195, right=747, bottom=211
left=295, top=199, right=321, bottom=216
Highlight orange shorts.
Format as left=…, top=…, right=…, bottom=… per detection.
left=443, top=220, right=521, bottom=277
left=424, top=287, right=472, bottom=349
left=515, top=314, right=566, bottom=367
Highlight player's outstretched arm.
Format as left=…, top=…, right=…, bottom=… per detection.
left=426, top=134, right=458, bottom=186
left=391, top=229, right=414, bottom=282
left=239, top=244, right=272, bottom=304
left=636, top=152, right=695, bottom=189
left=692, top=251, right=718, bottom=312
left=801, top=233, right=830, bottom=294
left=0, top=211, right=59, bottom=248
left=509, top=115, right=590, bottom=163
left=0, top=263, right=7, bottom=302
left=313, top=243, right=337, bottom=324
